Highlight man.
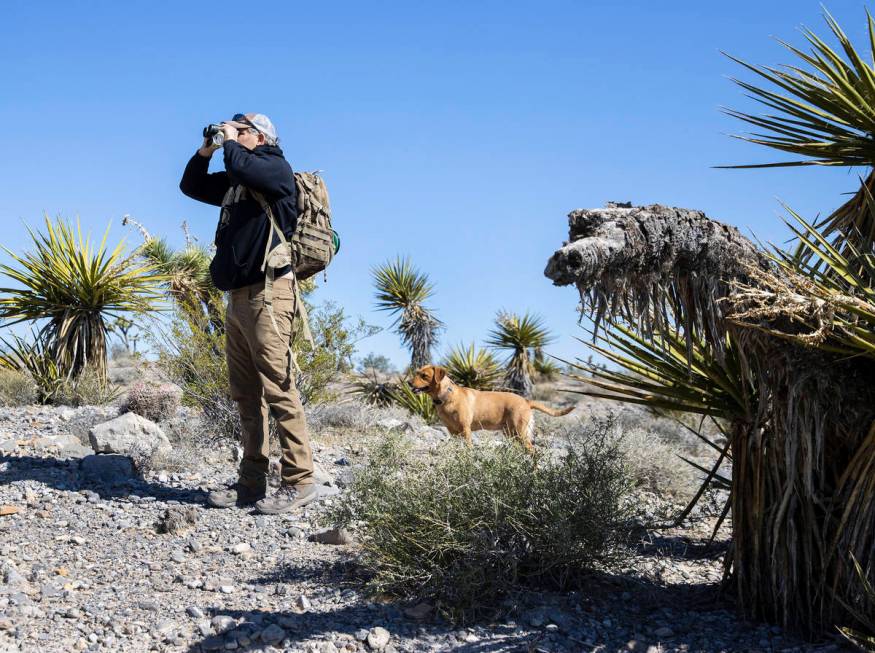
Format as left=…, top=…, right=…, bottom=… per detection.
left=179, top=113, right=317, bottom=515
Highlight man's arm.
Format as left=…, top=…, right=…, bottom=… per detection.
left=179, top=149, right=230, bottom=207
left=223, top=141, right=291, bottom=197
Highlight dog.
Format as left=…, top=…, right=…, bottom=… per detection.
left=409, top=365, right=573, bottom=450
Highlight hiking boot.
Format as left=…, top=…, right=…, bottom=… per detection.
left=255, top=483, right=319, bottom=515
left=206, top=482, right=266, bottom=509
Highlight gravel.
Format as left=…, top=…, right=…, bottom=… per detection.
left=0, top=402, right=849, bottom=652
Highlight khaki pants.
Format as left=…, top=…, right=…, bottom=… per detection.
left=225, top=278, right=314, bottom=489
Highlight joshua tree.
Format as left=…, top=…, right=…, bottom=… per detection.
left=545, top=11, right=875, bottom=638
left=0, top=216, right=163, bottom=382
left=372, top=257, right=442, bottom=370
left=442, top=342, right=503, bottom=389
left=486, top=311, right=553, bottom=397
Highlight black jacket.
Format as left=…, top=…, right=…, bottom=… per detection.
left=179, top=142, right=297, bottom=291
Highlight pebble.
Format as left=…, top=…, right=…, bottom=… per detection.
left=367, top=627, right=391, bottom=650
left=219, top=585, right=235, bottom=594
left=231, top=542, right=251, bottom=555
left=296, top=594, right=312, bottom=611
left=186, top=606, right=205, bottom=619
left=260, top=624, right=286, bottom=645
left=211, top=615, right=235, bottom=631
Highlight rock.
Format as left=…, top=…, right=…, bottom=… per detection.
left=0, top=505, right=21, bottom=516
left=355, top=629, right=370, bottom=641
left=219, top=585, right=235, bottom=594
left=201, top=635, right=225, bottom=651
left=367, top=627, right=391, bottom=650
left=171, top=550, right=186, bottom=563
left=186, top=606, right=205, bottom=619
left=375, top=418, right=415, bottom=434
left=156, top=506, right=199, bottom=535
left=260, top=624, right=286, bottom=645
left=79, top=455, right=135, bottom=484
left=3, top=567, right=28, bottom=588
left=88, top=412, right=171, bottom=457
left=212, top=615, right=235, bottom=632
left=138, top=599, right=159, bottom=611
left=231, top=542, right=251, bottom=555
left=0, top=439, right=18, bottom=454
left=295, top=594, right=312, bottom=611
left=308, top=527, right=354, bottom=546
left=654, top=626, right=674, bottom=638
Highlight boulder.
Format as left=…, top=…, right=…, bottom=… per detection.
left=88, top=412, right=171, bottom=457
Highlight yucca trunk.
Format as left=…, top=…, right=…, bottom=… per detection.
left=546, top=202, right=875, bottom=635
left=504, top=351, right=534, bottom=397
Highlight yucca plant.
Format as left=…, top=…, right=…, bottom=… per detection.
left=0, top=332, right=64, bottom=403
left=372, top=257, right=442, bottom=369
left=544, top=9, right=875, bottom=636
left=838, top=552, right=875, bottom=650
left=532, top=347, right=561, bottom=381
left=442, top=342, right=503, bottom=389
left=388, top=377, right=437, bottom=424
left=350, top=370, right=396, bottom=408
left=722, top=8, right=875, bottom=254
left=0, top=216, right=164, bottom=382
left=124, top=216, right=224, bottom=335
left=486, top=311, right=553, bottom=397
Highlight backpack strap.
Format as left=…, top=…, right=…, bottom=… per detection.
left=249, top=190, right=315, bottom=376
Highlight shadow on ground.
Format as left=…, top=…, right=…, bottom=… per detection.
left=0, top=453, right=207, bottom=504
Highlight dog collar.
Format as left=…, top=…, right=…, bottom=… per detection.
left=433, top=385, right=453, bottom=406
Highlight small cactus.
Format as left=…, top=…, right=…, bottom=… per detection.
left=122, top=381, right=180, bottom=422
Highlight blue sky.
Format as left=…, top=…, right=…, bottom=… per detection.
left=0, top=1, right=870, bottom=369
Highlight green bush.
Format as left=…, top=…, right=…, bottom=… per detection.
left=157, top=298, right=377, bottom=440
left=0, top=368, right=36, bottom=406
left=327, top=418, right=638, bottom=617
left=52, top=368, right=120, bottom=406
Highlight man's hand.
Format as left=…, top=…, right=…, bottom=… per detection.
left=221, top=123, right=239, bottom=143
left=197, top=135, right=220, bottom=159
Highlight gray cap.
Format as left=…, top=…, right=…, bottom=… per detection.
left=227, top=113, right=278, bottom=143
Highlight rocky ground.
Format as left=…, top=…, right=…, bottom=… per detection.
left=0, top=401, right=855, bottom=653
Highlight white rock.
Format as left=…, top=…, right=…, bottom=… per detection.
left=88, top=412, right=172, bottom=457
left=367, top=627, right=391, bottom=650
left=231, top=543, right=251, bottom=555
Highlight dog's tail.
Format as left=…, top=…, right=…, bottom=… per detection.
left=527, top=401, right=574, bottom=417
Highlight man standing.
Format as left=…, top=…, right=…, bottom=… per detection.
left=179, top=113, right=317, bottom=515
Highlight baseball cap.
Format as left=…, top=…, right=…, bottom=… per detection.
left=227, top=112, right=278, bottom=142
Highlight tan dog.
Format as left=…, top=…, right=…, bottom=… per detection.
left=409, top=365, right=573, bottom=450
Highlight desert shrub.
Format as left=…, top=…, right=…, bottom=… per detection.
left=327, top=418, right=637, bottom=616
left=52, top=368, right=121, bottom=406
left=157, top=298, right=376, bottom=440
left=122, top=381, right=181, bottom=422
left=0, top=368, right=36, bottom=406
left=307, top=400, right=378, bottom=432
left=156, top=313, right=240, bottom=441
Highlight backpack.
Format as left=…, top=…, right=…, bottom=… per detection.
left=250, top=171, right=338, bottom=373
left=292, top=171, right=338, bottom=281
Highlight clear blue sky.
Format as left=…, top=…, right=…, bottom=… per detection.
left=1, top=1, right=869, bottom=369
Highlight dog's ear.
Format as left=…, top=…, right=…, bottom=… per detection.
left=432, top=366, right=446, bottom=385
